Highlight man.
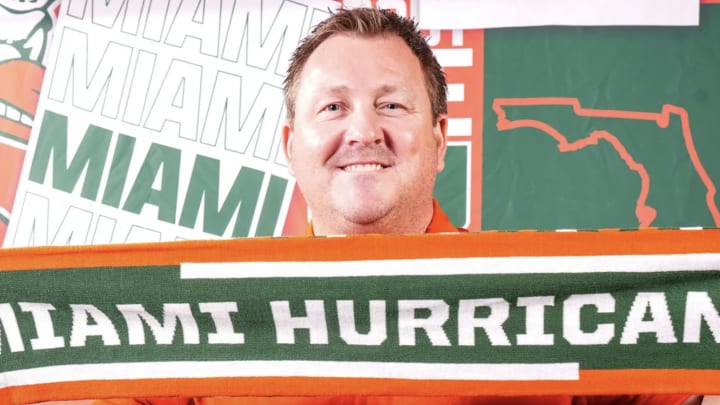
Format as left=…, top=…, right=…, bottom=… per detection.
left=277, top=6, right=700, bottom=405
left=97, top=7, right=702, bottom=405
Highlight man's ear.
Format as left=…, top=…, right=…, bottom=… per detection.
left=434, top=114, right=448, bottom=172
left=282, top=122, right=294, bottom=176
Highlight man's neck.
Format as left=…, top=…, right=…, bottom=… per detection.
left=311, top=201, right=435, bottom=236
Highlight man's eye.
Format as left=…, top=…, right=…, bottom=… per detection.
left=323, top=103, right=341, bottom=112
left=384, top=103, right=399, bottom=109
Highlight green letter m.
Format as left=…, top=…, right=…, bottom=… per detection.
left=179, top=154, right=263, bottom=237
left=28, top=110, right=112, bottom=201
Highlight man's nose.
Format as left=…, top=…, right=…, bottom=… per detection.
left=345, top=107, right=384, bottom=146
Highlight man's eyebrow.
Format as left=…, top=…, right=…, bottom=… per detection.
left=376, top=84, right=413, bottom=98
left=311, top=84, right=414, bottom=100
left=317, top=85, right=350, bottom=96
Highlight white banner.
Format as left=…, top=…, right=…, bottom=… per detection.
left=5, top=0, right=338, bottom=246
left=417, top=0, right=699, bottom=29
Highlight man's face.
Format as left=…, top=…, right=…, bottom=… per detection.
left=283, top=33, right=447, bottom=235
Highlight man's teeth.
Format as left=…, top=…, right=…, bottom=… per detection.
left=344, top=163, right=384, bottom=172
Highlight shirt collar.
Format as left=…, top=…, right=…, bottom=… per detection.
left=425, top=198, right=465, bottom=233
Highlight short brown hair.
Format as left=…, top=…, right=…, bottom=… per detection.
left=283, top=8, right=447, bottom=124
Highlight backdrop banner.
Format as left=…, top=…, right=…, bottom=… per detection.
left=5, top=1, right=720, bottom=246
left=1, top=229, right=719, bottom=404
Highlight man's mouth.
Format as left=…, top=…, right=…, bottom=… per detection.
left=342, top=163, right=389, bottom=172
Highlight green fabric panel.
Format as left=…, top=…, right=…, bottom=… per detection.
left=482, top=6, right=720, bottom=230
left=2, top=265, right=718, bottom=372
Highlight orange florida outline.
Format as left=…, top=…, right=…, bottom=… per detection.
left=493, top=97, right=720, bottom=228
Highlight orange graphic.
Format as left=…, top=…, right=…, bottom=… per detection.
left=493, top=97, right=720, bottom=228
left=439, top=29, right=484, bottom=232
left=0, top=60, right=44, bottom=243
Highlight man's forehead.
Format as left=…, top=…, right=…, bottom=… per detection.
left=306, top=83, right=416, bottom=97
left=300, top=33, right=419, bottom=76
left=299, top=50, right=422, bottom=97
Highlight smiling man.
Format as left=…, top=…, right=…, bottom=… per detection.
left=95, top=8, right=702, bottom=405
left=282, top=7, right=458, bottom=235
left=276, top=6, right=700, bottom=405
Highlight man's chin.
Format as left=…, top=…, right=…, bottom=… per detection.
left=337, top=202, right=394, bottom=229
